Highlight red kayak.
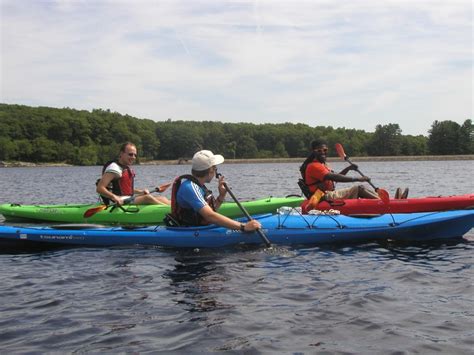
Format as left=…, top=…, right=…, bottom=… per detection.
left=301, top=194, right=474, bottom=215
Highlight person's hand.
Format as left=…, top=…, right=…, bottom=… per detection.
left=349, top=163, right=359, bottom=171
left=112, top=195, right=124, bottom=206
left=244, top=219, right=262, bottom=232
left=142, top=189, right=150, bottom=195
left=359, top=176, right=370, bottom=182
left=217, top=174, right=227, bottom=198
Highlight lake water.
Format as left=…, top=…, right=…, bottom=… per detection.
left=0, top=161, right=473, bottom=353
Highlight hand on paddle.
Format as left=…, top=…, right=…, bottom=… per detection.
left=154, top=181, right=173, bottom=193
left=335, top=143, right=390, bottom=203
left=112, top=195, right=127, bottom=206
left=216, top=174, right=228, bottom=204
left=216, top=172, right=270, bottom=247
left=242, top=219, right=262, bottom=232
left=348, top=163, right=359, bottom=171
left=356, top=175, right=371, bottom=183
left=84, top=180, right=173, bottom=218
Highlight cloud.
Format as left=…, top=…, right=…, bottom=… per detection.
left=1, top=0, right=471, bottom=135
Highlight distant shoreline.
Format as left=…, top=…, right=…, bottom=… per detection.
left=1, top=155, right=473, bottom=168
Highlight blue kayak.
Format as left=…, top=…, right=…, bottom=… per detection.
left=0, top=210, right=473, bottom=248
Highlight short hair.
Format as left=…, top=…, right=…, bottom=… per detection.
left=120, top=142, right=136, bottom=153
left=192, top=168, right=211, bottom=178
left=311, top=139, right=327, bottom=150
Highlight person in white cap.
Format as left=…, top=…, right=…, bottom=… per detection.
left=166, top=150, right=261, bottom=232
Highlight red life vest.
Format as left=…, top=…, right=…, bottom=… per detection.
left=299, top=155, right=331, bottom=198
left=305, top=161, right=335, bottom=194
left=98, top=160, right=135, bottom=205
left=165, top=175, right=216, bottom=226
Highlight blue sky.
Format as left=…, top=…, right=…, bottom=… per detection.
left=1, top=0, right=471, bottom=135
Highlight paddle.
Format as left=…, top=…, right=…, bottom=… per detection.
left=83, top=204, right=108, bottom=218
left=217, top=173, right=271, bottom=248
left=83, top=182, right=173, bottom=218
left=156, top=181, right=173, bottom=193
left=334, top=143, right=390, bottom=203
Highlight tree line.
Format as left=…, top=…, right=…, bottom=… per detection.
left=0, top=103, right=472, bottom=165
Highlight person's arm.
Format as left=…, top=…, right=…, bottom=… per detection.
left=324, top=172, right=370, bottom=183
left=199, top=205, right=261, bottom=232
left=96, top=172, right=124, bottom=205
left=338, top=163, right=358, bottom=175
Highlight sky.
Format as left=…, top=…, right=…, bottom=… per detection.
left=1, top=0, right=472, bottom=136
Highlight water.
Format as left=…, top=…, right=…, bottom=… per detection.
left=0, top=161, right=473, bottom=353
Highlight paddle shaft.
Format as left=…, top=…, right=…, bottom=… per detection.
left=335, top=143, right=390, bottom=203
left=222, top=182, right=271, bottom=247
left=344, top=156, right=379, bottom=191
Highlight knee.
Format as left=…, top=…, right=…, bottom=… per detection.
left=142, top=194, right=158, bottom=204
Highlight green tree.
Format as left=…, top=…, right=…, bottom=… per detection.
left=400, top=135, right=428, bottom=155
left=367, top=123, right=402, bottom=156
left=428, top=120, right=463, bottom=155
left=57, top=141, right=77, bottom=163
left=140, top=130, right=160, bottom=159
left=274, top=141, right=289, bottom=158
left=31, top=137, right=58, bottom=162
left=236, top=135, right=258, bottom=158
left=0, top=137, right=18, bottom=160
left=16, top=139, right=34, bottom=161
left=73, top=144, right=99, bottom=165
left=223, top=141, right=237, bottom=159
left=459, top=119, right=473, bottom=154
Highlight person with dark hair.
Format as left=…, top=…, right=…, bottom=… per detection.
left=166, top=150, right=261, bottom=232
left=299, top=139, right=379, bottom=201
left=96, top=142, right=170, bottom=206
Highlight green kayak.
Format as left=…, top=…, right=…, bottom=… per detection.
left=0, top=196, right=304, bottom=225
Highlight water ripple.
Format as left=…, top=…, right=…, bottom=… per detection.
left=0, top=162, right=473, bottom=352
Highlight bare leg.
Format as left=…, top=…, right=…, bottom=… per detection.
left=134, top=194, right=171, bottom=205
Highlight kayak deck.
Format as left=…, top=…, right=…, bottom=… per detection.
left=306, top=194, right=474, bottom=215
left=1, top=210, right=472, bottom=248
left=0, top=196, right=304, bottom=225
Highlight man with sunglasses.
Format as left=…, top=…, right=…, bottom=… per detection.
left=301, top=139, right=379, bottom=201
left=166, top=150, right=261, bottom=232
left=96, top=142, right=170, bottom=206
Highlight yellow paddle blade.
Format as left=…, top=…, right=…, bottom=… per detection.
left=83, top=205, right=107, bottom=218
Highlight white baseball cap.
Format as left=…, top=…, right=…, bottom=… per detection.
left=192, top=150, right=225, bottom=171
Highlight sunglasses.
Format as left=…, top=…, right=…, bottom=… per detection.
left=127, top=153, right=137, bottom=157
left=315, top=148, right=328, bottom=153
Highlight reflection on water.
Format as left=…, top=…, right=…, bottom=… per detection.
left=167, top=255, right=232, bottom=313
left=0, top=161, right=473, bottom=352
left=0, top=161, right=472, bottom=208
